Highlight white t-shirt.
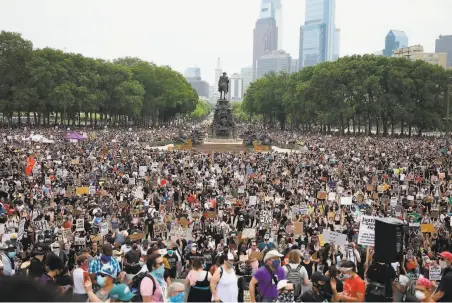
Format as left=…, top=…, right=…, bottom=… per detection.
left=73, top=268, right=87, bottom=294
left=121, top=244, right=132, bottom=255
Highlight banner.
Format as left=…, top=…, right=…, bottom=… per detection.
left=358, top=216, right=376, bottom=246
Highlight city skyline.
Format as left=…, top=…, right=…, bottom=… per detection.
left=0, top=0, right=450, bottom=85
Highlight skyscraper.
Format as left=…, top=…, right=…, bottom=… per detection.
left=229, top=73, right=244, bottom=101
left=253, top=17, right=278, bottom=80
left=184, top=67, right=201, bottom=79
left=334, top=29, right=341, bottom=61
left=299, top=0, right=337, bottom=69
left=256, top=50, right=292, bottom=79
left=241, top=66, right=253, bottom=95
left=213, top=58, right=223, bottom=101
left=184, top=67, right=209, bottom=98
left=383, top=30, right=408, bottom=57
left=262, top=0, right=283, bottom=49
left=435, top=35, right=452, bottom=68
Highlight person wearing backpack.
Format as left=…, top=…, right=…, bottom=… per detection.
left=282, top=250, right=309, bottom=301
left=139, top=254, right=167, bottom=303
left=403, top=273, right=420, bottom=302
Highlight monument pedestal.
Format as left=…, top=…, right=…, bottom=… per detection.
left=210, top=98, right=236, bottom=139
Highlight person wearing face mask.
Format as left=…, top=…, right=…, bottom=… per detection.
left=167, top=282, right=185, bottom=303
left=164, top=248, right=180, bottom=279
left=211, top=254, right=238, bottom=303
left=0, top=243, right=14, bottom=276
left=300, top=271, right=334, bottom=302
left=185, top=243, right=202, bottom=265
left=258, top=234, right=276, bottom=253
left=124, top=242, right=141, bottom=280
left=72, top=255, right=89, bottom=302
left=87, top=265, right=116, bottom=302
left=336, top=261, right=365, bottom=302
left=432, top=251, right=452, bottom=302
left=140, top=254, right=168, bottom=303
left=249, top=249, right=285, bottom=302
left=276, top=280, right=295, bottom=303
left=415, top=277, right=435, bottom=302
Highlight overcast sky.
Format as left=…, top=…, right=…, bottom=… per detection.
left=0, top=0, right=450, bottom=84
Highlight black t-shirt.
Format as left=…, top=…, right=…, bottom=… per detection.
left=300, top=289, right=327, bottom=302
left=29, top=257, right=46, bottom=278
left=165, top=253, right=179, bottom=269
left=438, top=268, right=452, bottom=302
left=185, top=251, right=203, bottom=264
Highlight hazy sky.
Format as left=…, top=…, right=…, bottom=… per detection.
left=0, top=0, right=450, bottom=84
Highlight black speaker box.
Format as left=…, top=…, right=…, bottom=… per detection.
left=374, top=217, right=404, bottom=263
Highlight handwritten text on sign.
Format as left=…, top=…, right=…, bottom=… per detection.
left=358, top=216, right=375, bottom=246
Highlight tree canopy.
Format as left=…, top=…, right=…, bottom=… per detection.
left=243, top=55, right=452, bottom=136
left=0, top=31, right=198, bottom=126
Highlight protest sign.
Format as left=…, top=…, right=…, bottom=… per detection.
left=340, top=196, right=352, bottom=205
left=328, top=192, right=336, bottom=202
left=241, top=228, right=256, bottom=239
left=74, top=237, right=85, bottom=246
left=76, top=187, right=89, bottom=196
left=421, top=224, right=434, bottom=233
left=293, top=222, right=303, bottom=236
left=429, top=265, right=441, bottom=280
left=75, top=219, right=85, bottom=231
left=358, top=216, right=375, bottom=246
left=322, top=230, right=347, bottom=247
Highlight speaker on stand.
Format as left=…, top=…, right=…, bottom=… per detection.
left=374, top=217, right=404, bottom=264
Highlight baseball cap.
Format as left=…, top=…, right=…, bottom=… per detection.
left=98, top=265, right=115, bottom=277
left=311, top=272, right=329, bottom=283
left=277, top=280, right=290, bottom=290
left=440, top=251, right=452, bottom=262
left=263, top=250, right=284, bottom=262
left=109, top=284, right=134, bottom=302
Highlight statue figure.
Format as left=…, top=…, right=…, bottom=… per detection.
left=218, top=72, right=229, bottom=100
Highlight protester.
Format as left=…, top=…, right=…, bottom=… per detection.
left=432, top=251, right=452, bottom=302
left=338, top=261, right=365, bottom=302
left=210, top=254, right=239, bottom=303
left=0, top=125, right=451, bottom=303
left=140, top=254, right=166, bottom=303
left=249, top=249, right=285, bottom=302
left=186, top=257, right=212, bottom=302
left=167, top=282, right=185, bottom=303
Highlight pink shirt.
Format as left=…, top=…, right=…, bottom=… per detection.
left=140, top=276, right=163, bottom=303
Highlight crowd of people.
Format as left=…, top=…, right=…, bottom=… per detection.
left=0, top=124, right=452, bottom=303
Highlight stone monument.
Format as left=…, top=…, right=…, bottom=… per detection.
left=210, top=72, right=236, bottom=138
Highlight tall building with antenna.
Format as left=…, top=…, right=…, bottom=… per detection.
left=211, top=58, right=223, bottom=102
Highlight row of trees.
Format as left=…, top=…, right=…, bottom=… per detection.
left=0, top=31, right=200, bottom=126
left=243, top=55, right=452, bottom=136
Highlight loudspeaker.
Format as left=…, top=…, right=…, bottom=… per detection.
left=374, top=217, right=404, bottom=263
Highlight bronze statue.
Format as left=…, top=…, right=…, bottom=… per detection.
left=218, top=72, right=229, bottom=100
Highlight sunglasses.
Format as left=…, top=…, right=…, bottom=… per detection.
left=98, top=273, right=109, bottom=278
